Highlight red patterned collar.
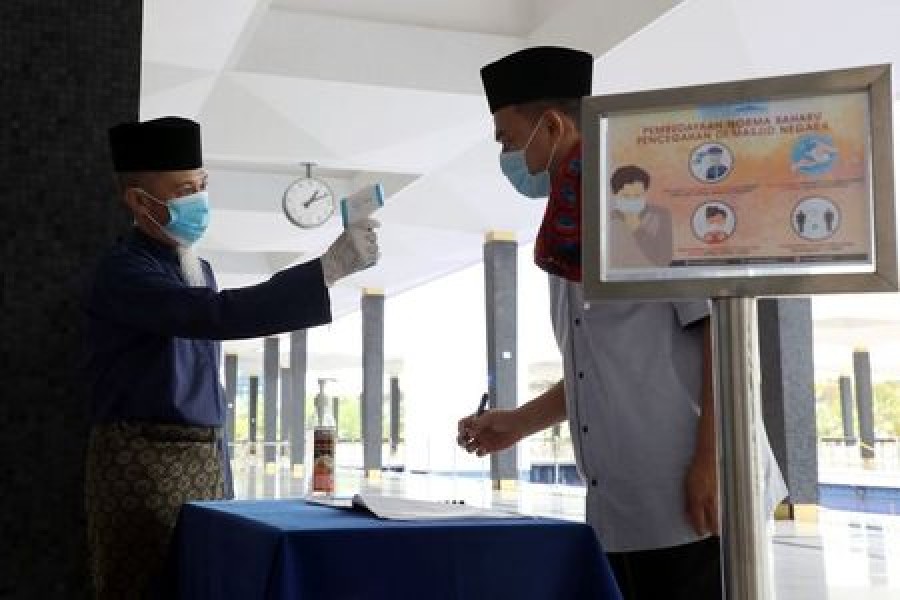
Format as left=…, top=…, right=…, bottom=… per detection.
left=534, top=141, right=583, bottom=281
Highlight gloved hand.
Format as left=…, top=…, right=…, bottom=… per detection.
left=321, top=218, right=380, bottom=287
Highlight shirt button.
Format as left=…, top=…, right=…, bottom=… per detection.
left=582, top=425, right=589, bottom=434
left=578, top=372, right=584, bottom=379
left=591, top=479, right=598, bottom=487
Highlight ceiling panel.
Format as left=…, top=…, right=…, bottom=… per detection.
left=236, top=9, right=523, bottom=94
left=271, top=0, right=540, bottom=37
left=143, top=0, right=262, bottom=70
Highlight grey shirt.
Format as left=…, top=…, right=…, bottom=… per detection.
left=549, top=275, right=787, bottom=552
left=551, top=275, right=709, bottom=552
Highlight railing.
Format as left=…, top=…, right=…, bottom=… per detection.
left=224, top=437, right=900, bottom=502
left=524, top=436, right=582, bottom=486
left=818, top=437, right=900, bottom=471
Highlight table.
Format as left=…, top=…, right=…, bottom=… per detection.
left=167, top=499, right=621, bottom=600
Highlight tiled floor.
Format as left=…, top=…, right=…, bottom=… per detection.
left=232, top=465, right=900, bottom=599
left=773, top=511, right=900, bottom=599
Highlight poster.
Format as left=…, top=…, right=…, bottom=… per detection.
left=600, top=91, right=873, bottom=280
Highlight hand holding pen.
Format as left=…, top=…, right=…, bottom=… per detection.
left=456, top=392, right=523, bottom=457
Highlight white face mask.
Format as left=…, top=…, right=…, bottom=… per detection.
left=614, top=197, right=646, bottom=215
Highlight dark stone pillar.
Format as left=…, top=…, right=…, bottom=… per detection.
left=279, top=367, right=291, bottom=461
left=839, top=375, right=855, bottom=440
left=390, top=376, right=402, bottom=454
left=289, top=330, right=307, bottom=477
left=263, top=337, right=279, bottom=467
left=484, top=233, right=519, bottom=489
left=248, top=376, right=259, bottom=443
left=225, top=354, right=238, bottom=443
left=757, top=298, right=818, bottom=507
left=362, top=290, right=384, bottom=478
left=853, top=349, right=876, bottom=463
left=1, top=1, right=142, bottom=595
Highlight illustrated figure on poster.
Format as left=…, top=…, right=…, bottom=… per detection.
left=608, top=165, right=673, bottom=267
left=792, top=196, right=840, bottom=241
left=690, top=143, right=733, bottom=183
left=701, top=206, right=730, bottom=244
left=691, top=202, right=735, bottom=245
left=791, top=135, right=838, bottom=175
left=795, top=210, right=807, bottom=234
left=704, top=146, right=728, bottom=181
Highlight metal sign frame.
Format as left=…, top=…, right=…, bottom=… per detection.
left=582, top=64, right=898, bottom=300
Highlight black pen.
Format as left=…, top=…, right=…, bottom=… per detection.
left=476, top=392, right=489, bottom=416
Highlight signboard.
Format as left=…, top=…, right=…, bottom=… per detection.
left=582, top=65, right=898, bottom=299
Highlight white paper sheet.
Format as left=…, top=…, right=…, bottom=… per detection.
left=305, top=493, right=527, bottom=521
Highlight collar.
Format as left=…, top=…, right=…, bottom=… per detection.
left=128, top=227, right=179, bottom=263
left=550, top=139, right=583, bottom=191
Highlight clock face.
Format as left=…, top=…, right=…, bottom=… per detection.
left=282, top=177, right=336, bottom=228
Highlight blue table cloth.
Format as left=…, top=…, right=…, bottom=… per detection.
left=168, top=499, right=621, bottom=600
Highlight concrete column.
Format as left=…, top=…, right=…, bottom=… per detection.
left=279, top=367, right=292, bottom=458
left=289, top=330, right=308, bottom=477
left=362, top=289, right=385, bottom=479
left=757, top=298, right=818, bottom=510
left=248, top=376, right=259, bottom=443
left=839, top=375, right=856, bottom=441
left=853, top=348, right=876, bottom=464
left=390, top=376, right=401, bottom=454
left=484, top=232, right=518, bottom=489
left=225, top=354, right=238, bottom=443
left=263, top=337, right=280, bottom=469
left=359, top=393, right=365, bottom=445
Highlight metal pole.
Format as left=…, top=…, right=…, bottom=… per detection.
left=712, top=297, right=773, bottom=600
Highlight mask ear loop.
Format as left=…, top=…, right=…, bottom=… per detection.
left=543, top=112, right=565, bottom=186
left=132, top=188, right=172, bottom=237
left=518, top=111, right=564, bottom=185
left=521, top=113, right=545, bottom=153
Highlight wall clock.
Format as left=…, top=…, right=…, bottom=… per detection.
left=283, top=162, right=335, bottom=229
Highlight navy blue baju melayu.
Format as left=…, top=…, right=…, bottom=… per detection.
left=85, top=229, right=330, bottom=427
left=84, top=228, right=332, bottom=598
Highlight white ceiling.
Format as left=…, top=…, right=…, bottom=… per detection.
left=272, top=0, right=547, bottom=37
left=141, top=0, right=683, bottom=319
left=141, top=0, right=900, bottom=332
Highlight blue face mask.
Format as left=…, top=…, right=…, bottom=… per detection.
left=139, top=189, right=210, bottom=246
left=499, top=114, right=559, bottom=199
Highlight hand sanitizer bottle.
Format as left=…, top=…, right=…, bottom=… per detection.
left=311, top=381, right=336, bottom=496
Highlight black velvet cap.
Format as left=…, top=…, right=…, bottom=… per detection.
left=480, top=46, right=593, bottom=114
left=108, top=116, right=203, bottom=172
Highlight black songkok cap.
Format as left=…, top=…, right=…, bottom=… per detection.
left=108, top=116, right=203, bottom=172
left=480, top=46, right=593, bottom=114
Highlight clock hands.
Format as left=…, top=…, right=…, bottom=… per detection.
left=303, top=190, right=329, bottom=209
